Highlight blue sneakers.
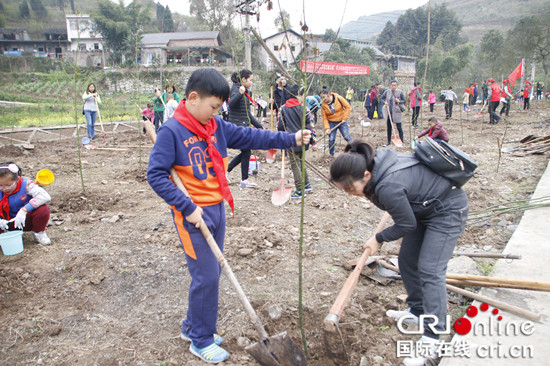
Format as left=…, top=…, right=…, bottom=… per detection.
left=181, top=331, right=223, bottom=346
left=304, top=183, right=312, bottom=192
left=189, top=342, right=229, bottom=363
left=291, top=190, right=305, bottom=199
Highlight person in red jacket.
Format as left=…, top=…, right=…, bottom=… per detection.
left=523, top=80, right=532, bottom=110
left=486, top=78, right=501, bottom=125
left=417, top=117, right=450, bottom=143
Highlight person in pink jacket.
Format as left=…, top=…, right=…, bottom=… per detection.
left=428, top=91, right=436, bottom=114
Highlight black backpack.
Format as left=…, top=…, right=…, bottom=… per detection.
left=414, top=137, right=478, bottom=187
left=386, top=138, right=477, bottom=188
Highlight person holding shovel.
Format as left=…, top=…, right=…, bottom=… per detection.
left=277, top=85, right=317, bottom=199
left=152, top=88, right=165, bottom=132
left=226, top=69, right=264, bottom=188
left=379, top=80, right=406, bottom=146
left=0, top=162, right=52, bottom=245
left=147, top=68, right=310, bottom=364
left=319, top=88, right=352, bottom=156
left=329, top=139, right=469, bottom=366
left=82, top=83, right=101, bottom=140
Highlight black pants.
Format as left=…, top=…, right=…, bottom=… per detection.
left=430, top=103, right=434, bottom=113
left=398, top=188, right=468, bottom=338
left=412, top=106, right=420, bottom=126
left=524, top=98, right=530, bottom=110
left=154, top=111, right=164, bottom=132
left=228, top=149, right=251, bottom=181
left=500, top=100, right=510, bottom=117
left=256, top=106, right=267, bottom=118
left=386, top=117, right=404, bottom=144
left=489, top=101, right=500, bottom=124
left=445, top=100, right=453, bottom=118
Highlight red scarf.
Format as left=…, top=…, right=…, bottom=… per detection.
left=0, top=177, right=22, bottom=220
left=243, top=91, right=258, bottom=107
left=173, top=101, right=234, bottom=215
left=283, top=98, right=301, bottom=108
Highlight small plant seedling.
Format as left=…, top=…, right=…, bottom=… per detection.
left=378, top=325, right=390, bottom=331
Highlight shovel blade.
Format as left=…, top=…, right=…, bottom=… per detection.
left=266, top=149, right=277, bottom=163
left=245, top=332, right=307, bottom=366
left=391, top=137, right=403, bottom=147
left=271, top=178, right=292, bottom=206
left=323, top=329, right=349, bottom=364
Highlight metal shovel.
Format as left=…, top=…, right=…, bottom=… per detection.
left=271, top=151, right=292, bottom=205
left=144, top=121, right=307, bottom=366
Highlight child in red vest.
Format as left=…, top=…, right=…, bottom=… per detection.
left=0, top=162, right=51, bottom=245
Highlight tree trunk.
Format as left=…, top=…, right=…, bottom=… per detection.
left=69, top=0, right=75, bottom=13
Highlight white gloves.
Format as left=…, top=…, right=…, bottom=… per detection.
left=0, top=219, right=8, bottom=231
left=11, top=209, right=27, bottom=230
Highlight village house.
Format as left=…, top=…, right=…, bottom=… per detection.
left=140, top=31, right=231, bottom=66
left=0, top=28, right=69, bottom=58
left=255, top=29, right=306, bottom=70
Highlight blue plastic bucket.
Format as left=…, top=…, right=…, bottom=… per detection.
left=0, top=231, right=24, bottom=255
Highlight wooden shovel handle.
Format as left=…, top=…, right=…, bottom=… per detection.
left=143, top=121, right=270, bottom=339
left=324, top=212, right=391, bottom=332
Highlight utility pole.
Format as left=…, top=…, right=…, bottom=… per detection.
left=244, top=0, right=252, bottom=69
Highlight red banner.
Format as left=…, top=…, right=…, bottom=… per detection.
left=508, top=59, right=524, bottom=88
left=300, top=61, right=370, bottom=75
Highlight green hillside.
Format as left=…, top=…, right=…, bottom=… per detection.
left=431, top=0, right=549, bottom=44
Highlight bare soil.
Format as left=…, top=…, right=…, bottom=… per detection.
left=1, top=101, right=549, bottom=366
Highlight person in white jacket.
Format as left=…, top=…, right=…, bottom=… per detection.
left=82, top=83, right=101, bottom=139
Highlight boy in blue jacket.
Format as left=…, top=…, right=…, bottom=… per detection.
left=147, top=68, right=310, bottom=364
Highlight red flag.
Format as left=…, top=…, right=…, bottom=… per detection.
left=508, top=59, right=524, bottom=88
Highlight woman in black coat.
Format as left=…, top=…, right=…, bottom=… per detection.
left=226, top=69, right=263, bottom=188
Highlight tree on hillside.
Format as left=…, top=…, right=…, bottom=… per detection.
left=57, top=0, right=76, bottom=13
left=19, top=1, right=30, bottom=18
left=416, top=37, right=473, bottom=90
left=29, top=0, right=47, bottom=18
left=508, top=8, right=550, bottom=75
left=92, top=0, right=150, bottom=64
left=322, top=29, right=336, bottom=42
left=478, top=30, right=504, bottom=76
left=189, top=0, right=235, bottom=31
left=274, top=10, right=291, bottom=32
left=376, top=4, right=462, bottom=58
left=156, top=2, right=175, bottom=32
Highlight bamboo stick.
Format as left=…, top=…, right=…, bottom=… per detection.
left=453, top=252, right=521, bottom=260
left=446, top=273, right=550, bottom=290
left=376, top=260, right=542, bottom=322
left=445, top=279, right=550, bottom=292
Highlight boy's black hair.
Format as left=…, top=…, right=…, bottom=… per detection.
left=185, top=68, right=230, bottom=101
left=428, top=117, right=438, bottom=123
left=286, top=84, right=300, bottom=99
left=319, top=88, right=330, bottom=96
left=0, top=161, right=22, bottom=180
left=147, top=103, right=153, bottom=108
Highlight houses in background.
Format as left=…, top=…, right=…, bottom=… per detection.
left=140, top=31, right=231, bottom=66
left=0, top=28, right=69, bottom=58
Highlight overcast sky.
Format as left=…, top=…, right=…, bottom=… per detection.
left=154, top=0, right=428, bottom=36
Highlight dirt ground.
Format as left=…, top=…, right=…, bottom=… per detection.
left=1, top=100, right=549, bottom=366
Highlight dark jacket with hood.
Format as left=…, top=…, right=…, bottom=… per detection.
left=368, top=149, right=454, bottom=243
left=227, top=83, right=263, bottom=129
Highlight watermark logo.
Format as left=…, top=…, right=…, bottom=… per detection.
left=396, top=303, right=535, bottom=359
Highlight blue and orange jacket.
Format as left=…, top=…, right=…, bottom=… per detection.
left=147, top=113, right=296, bottom=218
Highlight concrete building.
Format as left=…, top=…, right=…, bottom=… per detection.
left=0, top=28, right=69, bottom=58
left=256, top=29, right=305, bottom=70
left=66, top=14, right=104, bottom=52
left=140, top=31, right=231, bottom=66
